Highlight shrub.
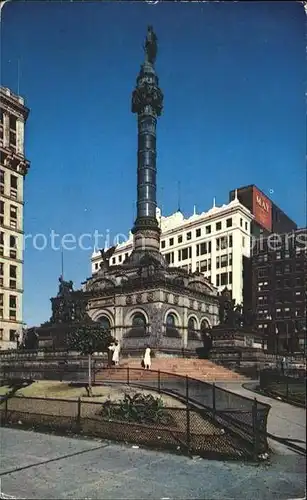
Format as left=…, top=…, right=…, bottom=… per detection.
left=100, top=392, right=173, bottom=426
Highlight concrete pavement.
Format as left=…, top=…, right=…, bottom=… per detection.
left=0, top=428, right=306, bottom=499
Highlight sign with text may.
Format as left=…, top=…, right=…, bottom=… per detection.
left=252, top=187, right=272, bottom=231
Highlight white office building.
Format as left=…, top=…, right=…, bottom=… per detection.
left=91, top=194, right=253, bottom=306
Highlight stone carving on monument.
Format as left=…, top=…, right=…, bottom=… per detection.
left=99, top=246, right=117, bottom=271
left=136, top=294, right=143, bottom=304
left=126, top=296, right=132, bottom=305
left=147, top=292, right=154, bottom=302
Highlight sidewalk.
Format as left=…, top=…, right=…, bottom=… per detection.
left=0, top=428, right=306, bottom=500
left=215, top=381, right=306, bottom=455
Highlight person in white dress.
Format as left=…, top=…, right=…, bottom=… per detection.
left=143, top=345, right=151, bottom=370
left=108, top=340, right=120, bottom=367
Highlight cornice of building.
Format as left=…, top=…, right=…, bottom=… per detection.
left=0, top=87, right=30, bottom=120
left=91, top=200, right=253, bottom=262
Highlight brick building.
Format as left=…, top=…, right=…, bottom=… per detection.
left=251, top=228, right=306, bottom=353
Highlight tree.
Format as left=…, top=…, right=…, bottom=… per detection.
left=67, top=325, right=113, bottom=396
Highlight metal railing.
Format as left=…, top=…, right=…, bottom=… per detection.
left=0, top=364, right=271, bottom=459
left=259, top=368, right=306, bottom=406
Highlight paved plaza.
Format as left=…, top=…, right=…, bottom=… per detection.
left=0, top=426, right=305, bottom=500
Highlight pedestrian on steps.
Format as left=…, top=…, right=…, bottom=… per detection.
left=143, top=345, right=151, bottom=370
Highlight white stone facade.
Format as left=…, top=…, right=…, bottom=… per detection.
left=91, top=197, right=253, bottom=306
left=0, top=87, right=30, bottom=349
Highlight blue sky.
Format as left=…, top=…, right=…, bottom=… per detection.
left=1, top=1, right=305, bottom=326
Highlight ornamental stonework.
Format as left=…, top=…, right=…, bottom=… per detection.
left=136, top=294, right=143, bottom=304
left=147, top=292, right=154, bottom=302
left=173, top=295, right=179, bottom=305
left=126, top=296, right=132, bottom=305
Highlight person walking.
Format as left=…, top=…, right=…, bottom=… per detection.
left=143, top=345, right=151, bottom=370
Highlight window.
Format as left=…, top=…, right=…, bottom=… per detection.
left=276, top=251, right=281, bottom=260
left=166, top=313, right=176, bottom=327
left=9, top=131, right=16, bottom=147
left=98, top=316, right=111, bottom=330
left=9, top=329, right=17, bottom=342
left=161, top=240, right=166, bottom=249
left=242, top=237, right=245, bottom=247
left=258, top=268, right=268, bottom=278
left=205, top=225, right=211, bottom=234
left=178, top=235, right=183, bottom=244
left=228, top=271, right=232, bottom=284
left=229, top=234, right=233, bottom=247
left=296, top=277, right=302, bottom=286
left=9, top=309, right=16, bottom=320
left=0, top=169, right=4, bottom=185
left=9, top=265, right=17, bottom=278
left=284, top=264, right=290, bottom=273
left=216, top=221, right=222, bottom=231
left=0, top=262, right=3, bottom=276
left=0, top=293, right=3, bottom=306
left=295, top=261, right=303, bottom=272
left=0, top=200, right=4, bottom=214
left=226, top=218, right=232, bottom=228
left=0, top=329, right=3, bottom=340
left=9, top=295, right=17, bottom=308
left=240, top=218, right=243, bottom=227
left=10, top=235, right=16, bottom=248
left=229, top=253, right=233, bottom=265
left=216, top=256, right=220, bottom=269
left=186, top=231, right=192, bottom=241
left=0, top=231, right=4, bottom=245
left=10, top=175, right=17, bottom=189
left=169, top=237, right=174, bottom=246
left=118, top=255, right=122, bottom=263
left=221, top=272, right=228, bottom=286
left=10, top=115, right=17, bottom=131
left=284, top=251, right=290, bottom=259
left=188, top=317, right=196, bottom=332
left=200, top=259, right=208, bottom=272
left=178, top=246, right=192, bottom=261
left=165, top=251, right=174, bottom=264
left=112, top=257, right=116, bottom=264
left=196, top=241, right=211, bottom=256
left=196, top=228, right=201, bottom=238
left=10, top=205, right=17, bottom=219
left=95, top=263, right=98, bottom=270
left=245, top=221, right=248, bottom=230
left=276, top=308, right=282, bottom=318
left=125, top=253, right=128, bottom=260
left=10, top=280, right=17, bottom=290
left=221, top=254, right=228, bottom=268
left=216, top=275, right=220, bottom=287
left=284, top=307, right=291, bottom=318
left=275, top=265, right=282, bottom=275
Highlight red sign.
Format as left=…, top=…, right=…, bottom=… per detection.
left=252, top=187, right=272, bottom=231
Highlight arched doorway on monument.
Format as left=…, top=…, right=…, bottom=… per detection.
left=125, top=312, right=148, bottom=338
left=187, top=316, right=200, bottom=341
left=165, top=312, right=181, bottom=338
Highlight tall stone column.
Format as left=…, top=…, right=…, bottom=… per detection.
left=128, top=26, right=165, bottom=267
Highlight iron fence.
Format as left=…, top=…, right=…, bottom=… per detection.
left=0, top=394, right=262, bottom=460
left=0, top=365, right=271, bottom=459
left=259, top=368, right=306, bottom=406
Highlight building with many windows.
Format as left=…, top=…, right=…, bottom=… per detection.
left=91, top=194, right=254, bottom=306
left=0, top=87, right=30, bottom=348
left=252, top=228, right=306, bottom=353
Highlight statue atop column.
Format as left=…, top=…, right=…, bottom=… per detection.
left=144, top=25, right=158, bottom=65
left=57, top=276, right=73, bottom=297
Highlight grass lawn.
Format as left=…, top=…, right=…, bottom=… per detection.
left=0, top=381, right=185, bottom=407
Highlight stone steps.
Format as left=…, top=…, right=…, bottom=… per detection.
left=96, top=357, right=246, bottom=382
